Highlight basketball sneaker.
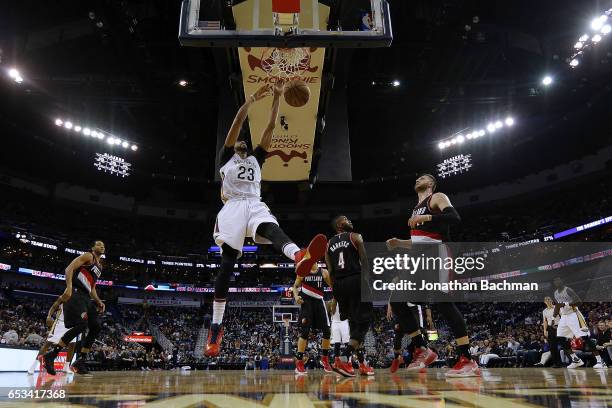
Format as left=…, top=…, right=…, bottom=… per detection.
left=406, top=348, right=438, bottom=371
left=295, top=359, right=307, bottom=375
left=70, top=359, right=91, bottom=376
left=390, top=356, right=402, bottom=373
left=295, top=234, right=328, bottom=277
left=445, top=355, right=481, bottom=377
left=42, top=350, right=58, bottom=376
left=321, top=355, right=333, bottom=373
left=593, top=362, right=607, bottom=369
left=359, top=362, right=375, bottom=376
left=205, top=324, right=224, bottom=357
left=567, top=358, right=585, bottom=369
left=333, top=357, right=356, bottom=377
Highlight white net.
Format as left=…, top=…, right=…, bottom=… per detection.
left=260, top=47, right=311, bottom=80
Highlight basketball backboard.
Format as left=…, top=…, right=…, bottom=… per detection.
left=179, top=0, right=392, bottom=48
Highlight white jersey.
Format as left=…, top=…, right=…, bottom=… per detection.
left=542, top=307, right=559, bottom=327
left=219, top=151, right=263, bottom=201
left=554, top=286, right=578, bottom=316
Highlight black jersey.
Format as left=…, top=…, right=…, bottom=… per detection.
left=327, top=232, right=361, bottom=279
left=411, top=194, right=450, bottom=242
left=301, top=268, right=325, bottom=299
left=73, top=252, right=103, bottom=293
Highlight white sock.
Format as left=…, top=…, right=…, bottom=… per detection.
left=29, top=358, right=39, bottom=372
left=283, top=243, right=300, bottom=261
left=570, top=353, right=580, bottom=361
left=212, top=300, right=226, bottom=325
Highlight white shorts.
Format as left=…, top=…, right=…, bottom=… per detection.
left=331, top=320, right=350, bottom=344
left=557, top=312, right=589, bottom=339
left=47, top=315, right=69, bottom=345
left=213, top=198, right=278, bottom=255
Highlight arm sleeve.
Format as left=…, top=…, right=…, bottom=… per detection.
left=431, top=206, right=461, bottom=224
left=253, top=146, right=268, bottom=167
left=219, top=146, right=235, bottom=166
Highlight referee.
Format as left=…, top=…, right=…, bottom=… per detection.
left=542, top=296, right=561, bottom=367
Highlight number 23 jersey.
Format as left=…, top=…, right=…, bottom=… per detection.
left=219, top=146, right=267, bottom=201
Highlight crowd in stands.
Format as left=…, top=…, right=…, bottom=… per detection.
left=2, top=281, right=610, bottom=370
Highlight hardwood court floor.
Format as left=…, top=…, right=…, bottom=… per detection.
left=0, top=368, right=610, bottom=407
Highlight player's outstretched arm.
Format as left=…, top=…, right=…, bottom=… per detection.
left=46, top=295, right=64, bottom=328
left=224, top=84, right=272, bottom=148
left=258, top=79, right=284, bottom=152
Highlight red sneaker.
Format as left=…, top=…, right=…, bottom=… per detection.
left=390, top=356, right=402, bottom=373
left=406, top=348, right=438, bottom=371
left=295, top=234, right=328, bottom=277
left=204, top=324, right=224, bottom=357
left=295, top=359, right=307, bottom=375
left=321, top=355, right=333, bottom=373
left=333, top=357, right=356, bottom=377
left=445, top=355, right=481, bottom=377
left=359, top=362, right=375, bottom=376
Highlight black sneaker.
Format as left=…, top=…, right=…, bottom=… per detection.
left=42, top=350, right=58, bottom=375
left=70, top=359, right=91, bottom=376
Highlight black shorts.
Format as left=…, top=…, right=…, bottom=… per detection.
left=333, top=274, right=373, bottom=324
left=63, top=287, right=91, bottom=329
left=299, top=296, right=330, bottom=331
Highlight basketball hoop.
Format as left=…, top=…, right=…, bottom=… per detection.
left=260, top=47, right=311, bottom=80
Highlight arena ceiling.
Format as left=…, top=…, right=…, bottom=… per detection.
left=1, top=0, right=611, bottom=203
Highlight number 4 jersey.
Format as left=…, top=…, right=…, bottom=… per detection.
left=327, top=232, right=362, bottom=279
left=218, top=146, right=266, bottom=202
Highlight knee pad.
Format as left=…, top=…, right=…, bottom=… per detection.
left=322, top=325, right=331, bottom=340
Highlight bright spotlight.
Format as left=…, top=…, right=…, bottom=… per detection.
left=64, top=121, right=73, bottom=130
left=179, top=80, right=188, bottom=87
left=574, top=41, right=583, bottom=49
left=55, top=119, right=63, bottom=126
left=450, top=138, right=457, bottom=145
left=478, top=130, right=486, bottom=137
left=466, top=133, right=473, bottom=139
left=131, top=145, right=138, bottom=151
left=122, top=141, right=129, bottom=148
left=592, top=34, right=602, bottom=43
left=495, top=121, right=503, bottom=129
left=438, top=142, right=446, bottom=149
left=457, top=135, right=465, bottom=143
left=83, top=128, right=91, bottom=136
left=505, top=117, right=515, bottom=126
left=602, top=24, right=611, bottom=34
left=579, top=34, right=589, bottom=42
left=392, top=80, right=400, bottom=87
left=14, top=76, right=23, bottom=83
left=486, top=123, right=496, bottom=133
left=115, top=138, right=122, bottom=145
left=592, top=16, right=605, bottom=31
left=107, top=137, right=115, bottom=145
left=570, top=58, right=580, bottom=67
left=74, top=126, right=82, bottom=132
left=8, top=68, right=19, bottom=78
left=542, top=76, right=553, bottom=86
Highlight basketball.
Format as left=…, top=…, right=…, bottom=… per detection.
left=284, top=80, right=310, bottom=107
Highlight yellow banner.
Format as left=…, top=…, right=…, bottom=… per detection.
left=237, top=47, right=324, bottom=180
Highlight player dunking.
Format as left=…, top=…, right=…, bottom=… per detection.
left=326, top=215, right=375, bottom=377
left=43, top=241, right=105, bottom=375
left=386, top=174, right=480, bottom=377
left=206, top=80, right=327, bottom=357
left=292, top=267, right=333, bottom=374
